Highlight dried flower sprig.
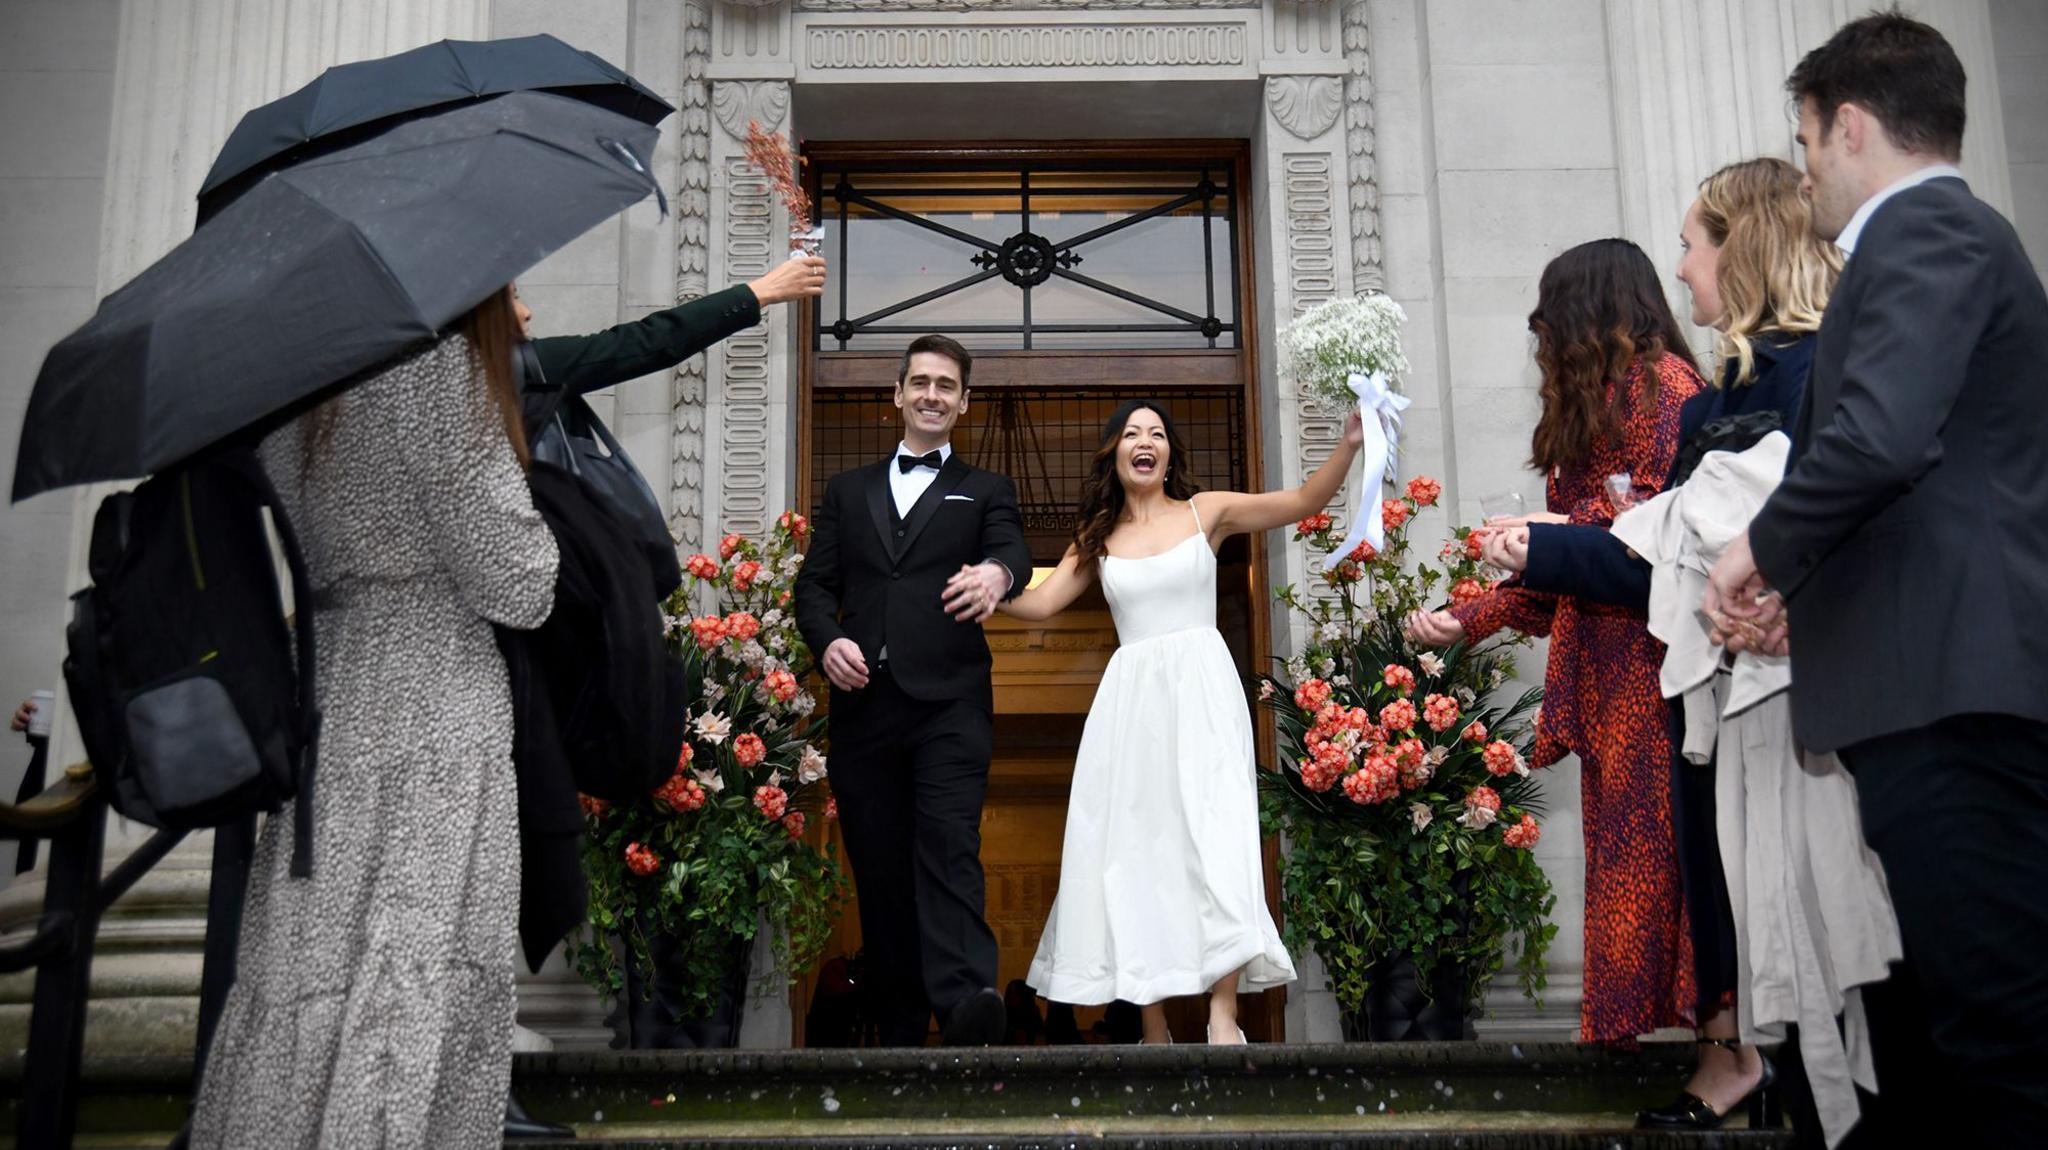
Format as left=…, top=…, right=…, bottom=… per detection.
left=743, top=120, right=813, bottom=237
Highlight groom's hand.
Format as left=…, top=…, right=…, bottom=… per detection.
left=821, top=638, right=870, bottom=691
left=942, top=562, right=1008, bottom=623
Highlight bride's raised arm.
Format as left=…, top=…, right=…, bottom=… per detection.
left=996, top=544, right=1096, bottom=622
left=1200, top=409, right=1365, bottom=541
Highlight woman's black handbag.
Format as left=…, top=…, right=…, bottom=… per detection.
left=520, top=342, right=682, bottom=597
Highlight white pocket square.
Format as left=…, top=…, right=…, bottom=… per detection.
left=944, top=494, right=975, bottom=502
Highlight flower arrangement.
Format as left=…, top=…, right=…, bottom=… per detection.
left=1258, top=476, right=1557, bottom=1022
left=1280, top=294, right=1411, bottom=417
left=570, top=510, right=847, bottom=1023
left=743, top=120, right=818, bottom=253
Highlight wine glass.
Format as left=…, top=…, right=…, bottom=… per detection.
left=1479, top=491, right=1525, bottom=524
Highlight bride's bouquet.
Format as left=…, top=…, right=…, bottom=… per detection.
left=1281, top=294, right=1413, bottom=568
left=743, top=120, right=823, bottom=258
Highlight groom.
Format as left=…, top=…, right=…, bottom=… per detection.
left=794, top=334, right=1031, bottom=1046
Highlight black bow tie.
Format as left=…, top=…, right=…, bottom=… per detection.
left=898, top=450, right=945, bottom=474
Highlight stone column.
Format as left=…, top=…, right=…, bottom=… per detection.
left=0, top=0, right=490, bottom=1061
left=1605, top=0, right=2016, bottom=346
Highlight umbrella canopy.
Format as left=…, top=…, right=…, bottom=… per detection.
left=197, top=33, right=670, bottom=222
left=13, top=91, right=660, bottom=503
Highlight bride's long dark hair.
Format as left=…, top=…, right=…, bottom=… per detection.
left=1072, top=399, right=1200, bottom=561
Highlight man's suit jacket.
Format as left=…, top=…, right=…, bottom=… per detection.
left=1747, top=176, right=2048, bottom=754
left=794, top=455, right=1032, bottom=711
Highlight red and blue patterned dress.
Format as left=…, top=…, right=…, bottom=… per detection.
left=1450, top=352, right=1705, bottom=1044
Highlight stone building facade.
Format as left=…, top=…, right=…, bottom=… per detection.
left=1, top=0, right=2042, bottom=1052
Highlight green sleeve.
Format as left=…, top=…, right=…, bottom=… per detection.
left=528, top=284, right=762, bottom=397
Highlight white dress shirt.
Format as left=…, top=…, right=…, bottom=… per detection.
left=1834, top=163, right=1964, bottom=255
left=889, top=440, right=951, bottom=518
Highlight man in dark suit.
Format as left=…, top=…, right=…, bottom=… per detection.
left=794, top=333, right=1031, bottom=1047
left=1705, top=13, right=2048, bottom=1142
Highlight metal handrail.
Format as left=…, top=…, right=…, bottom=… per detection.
left=0, top=765, right=97, bottom=836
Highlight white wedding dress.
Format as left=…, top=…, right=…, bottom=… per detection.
left=1026, top=499, right=1297, bottom=1006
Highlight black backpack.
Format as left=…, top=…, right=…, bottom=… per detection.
left=63, top=448, right=320, bottom=876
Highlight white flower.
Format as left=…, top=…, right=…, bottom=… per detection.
left=766, top=769, right=782, bottom=788
left=1332, top=674, right=1352, bottom=688
left=662, top=614, right=683, bottom=638
left=762, top=608, right=786, bottom=628
left=767, top=632, right=788, bottom=653
left=1286, top=657, right=1310, bottom=682
left=693, top=711, right=732, bottom=745
left=1455, top=686, right=1477, bottom=709
left=799, top=745, right=828, bottom=783
left=780, top=554, right=803, bottom=577
left=793, top=693, right=817, bottom=716
left=1316, top=657, right=1337, bottom=677
left=1318, top=620, right=1347, bottom=643
left=1489, top=667, right=1507, bottom=688
left=1531, top=706, right=1544, bottom=730
left=706, top=682, right=728, bottom=705
left=1410, top=802, right=1433, bottom=833
left=1458, top=804, right=1499, bottom=830
left=1417, top=652, right=1445, bottom=677
left=1425, top=745, right=1450, bottom=767
left=1280, top=293, right=1411, bottom=411
left=740, top=640, right=768, bottom=668
left=692, top=767, right=725, bottom=794
left=1259, top=680, right=1276, bottom=701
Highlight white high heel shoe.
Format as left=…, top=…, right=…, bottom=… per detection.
left=1205, top=1024, right=1247, bottom=1045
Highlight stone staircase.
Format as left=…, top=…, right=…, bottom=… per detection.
left=2, top=1041, right=1799, bottom=1148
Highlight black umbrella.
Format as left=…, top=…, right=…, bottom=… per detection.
left=197, top=33, right=671, bottom=222
left=12, top=91, right=661, bottom=503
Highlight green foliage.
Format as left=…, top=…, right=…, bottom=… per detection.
left=568, top=512, right=848, bottom=1022
left=1260, top=489, right=1557, bottom=1017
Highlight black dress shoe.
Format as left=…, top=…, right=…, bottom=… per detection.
left=940, top=987, right=1006, bottom=1046
left=505, top=1090, right=575, bottom=1140
left=1637, top=1045, right=1779, bottom=1130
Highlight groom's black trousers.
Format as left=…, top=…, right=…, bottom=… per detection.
left=829, top=663, right=999, bottom=1046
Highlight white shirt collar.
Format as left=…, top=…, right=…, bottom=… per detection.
left=893, top=441, right=951, bottom=469
left=1835, top=163, right=1965, bottom=255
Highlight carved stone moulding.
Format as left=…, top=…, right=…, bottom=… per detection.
left=804, top=21, right=1250, bottom=71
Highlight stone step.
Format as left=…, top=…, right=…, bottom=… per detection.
left=0, top=1042, right=1798, bottom=1148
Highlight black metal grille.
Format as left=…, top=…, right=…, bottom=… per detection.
left=813, top=163, right=1241, bottom=352
left=810, top=388, right=1248, bottom=562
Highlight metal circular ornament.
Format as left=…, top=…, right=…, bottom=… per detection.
left=996, top=231, right=1059, bottom=289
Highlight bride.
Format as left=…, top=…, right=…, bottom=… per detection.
left=978, top=399, right=1363, bottom=1044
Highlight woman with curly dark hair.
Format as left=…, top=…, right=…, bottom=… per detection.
left=1000, top=397, right=1364, bottom=1045
left=1407, top=238, right=1706, bottom=1050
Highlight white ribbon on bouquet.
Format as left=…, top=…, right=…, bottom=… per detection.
left=1323, top=369, right=1411, bottom=571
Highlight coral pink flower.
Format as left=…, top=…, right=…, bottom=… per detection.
left=1461, top=719, right=1489, bottom=744
left=1295, top=678, right=1333, bottom=713
left=578, top=794, right=610, bottom=819
left=1382, top=499, right=1413, bottom=533
left=724, top=611, right=762, bottom=641
left=1458, top=785, right=1502, bottom=829
left=1295, top=513, right=1333, bottom=536
left=782, top=811, right=807, bottom=840
left=1379, top=698, right=1418, bottom=734
left=1423, top=693, right=1461, bottom=732
left=1449, top=577, right=1487, bottom=607
left=685, top=553, right=721, bottom=580
left=719, top=533, right=745, bottom=561
left=1406, top=476, right=1442, bottom=507
left=1482, top=740, right=1524, bottom=778
left=689, top=615, right=727, bottom=650
left=824, top=795, right=838, bottom=820
left=1382, top=663, right=1417, bottom=696
left=752, top=784, right=788, bottom=820
left=733, top=733, right=767, bottom=768
left=731, top=559, right=762, bottom=592
left=1347, top=540, right=1377, bottom=563
left=1503, top=813, right=1541, bottom=849
left=763, top=669, right=800, bottom=703
left=624, top=841, right=661, bottom=876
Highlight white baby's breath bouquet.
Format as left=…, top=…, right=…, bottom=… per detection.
left=1282, top=294, right=1414, bottom=567
left=1283, top=294, right=1410, bottom=416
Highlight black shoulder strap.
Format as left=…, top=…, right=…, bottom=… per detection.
left=217, top=448, right=322, bottom=879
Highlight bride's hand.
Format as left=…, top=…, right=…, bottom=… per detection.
left=1342, top=409, right=1365, bottom=450
left=1403, top=608, right=1465, bottom=647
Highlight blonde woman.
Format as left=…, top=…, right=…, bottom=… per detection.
left=1475, top=157, right=1840, bottom=1131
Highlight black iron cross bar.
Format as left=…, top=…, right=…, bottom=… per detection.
left=841, top=266, right=1006, bottom=330
left=1048, top=265, right=1210, bottom=327
left=843, top=191, right=1001, bottom=253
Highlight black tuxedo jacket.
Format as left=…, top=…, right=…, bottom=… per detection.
left=794, top=455, right=1032, bottom=710
left=1748, top=176, right=2048, bottom=753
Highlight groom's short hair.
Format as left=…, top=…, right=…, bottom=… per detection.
left=898, top=334, right=973, bottom=390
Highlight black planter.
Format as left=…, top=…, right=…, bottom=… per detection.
left=1340, top=954, right=1473, bottom=1042
left=621, top=931, right=752, bottom=1049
